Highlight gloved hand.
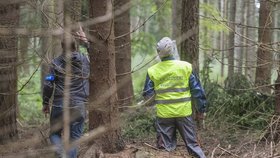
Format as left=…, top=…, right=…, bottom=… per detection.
left=42, top=105, right=50, bottom=117
left=196, top=112, right=206, bottom=120
left=195, top=112, right=206, bottom=129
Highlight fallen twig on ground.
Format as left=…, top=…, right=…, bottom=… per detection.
left=218, top=146, right=240, bottom=158
left=143, top=142, right=158, bottom=150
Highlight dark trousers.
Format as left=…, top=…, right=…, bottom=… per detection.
left=155, top=116, right=206, bottom=158
left=50, top=106, right=85, bottom=158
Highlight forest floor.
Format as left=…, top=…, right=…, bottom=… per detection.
left=87, top=128, right=280, bottom=158
left=1, top=123, right=280, bottom=158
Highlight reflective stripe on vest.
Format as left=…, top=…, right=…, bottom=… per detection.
left=148, top=60, right=193, bottom=118
left=155, top=97, right=191, bottom=104
left=155, top=87, right=190, bottom=94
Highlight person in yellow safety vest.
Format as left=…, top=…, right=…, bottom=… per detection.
left=142, top=37, right=207, bottom=158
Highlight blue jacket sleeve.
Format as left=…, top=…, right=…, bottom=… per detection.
left=189, top=72, right=207, bottom=113
left=142, top=74, right=155, bottom=99
left=42, top=65, right=55, bottom=106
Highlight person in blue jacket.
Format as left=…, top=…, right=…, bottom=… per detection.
left=42, top=27, right=89, bottom=158
left=143, top=37, right=207, bottom=158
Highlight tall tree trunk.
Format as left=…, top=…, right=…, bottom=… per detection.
left=255, top=1, right=272, bottom=94
left=52, top=0, right=63, bottom=58
left=266, top=3, right=280, bottom=144
left=218, top=0, right=222, bottom=61
left=221, top=0, right=228, bottom=78
left=155, top=0, right=167, bottom=39
left=88, top=0, right=124, bottom=153
left=68, top=0, right=82, bottom=22
left=181, top=0, right=199, bottom=73
left=227, top=0, right=236, bottom=78
left=41, top=1, right=52, bottom=93
left=276, top=72, right=280, bottom=114
left=0, top=3, right=19, bottom=143
left=66, top=0, right=82, bottom=46
left=275, top=2, right=280, bottom=114
left=245, top=0, right=257, bottom=83
left=277, top=4, right=280, bottom=47
left=114, top=0, right=134, bottom=109
left=236, top=0, right=247, bottom=74
left=209, top=0, right=217, bottom=50
left=202, top=0, right=208, bottom=77
left=172, top=0, right=182, bottom=54
left=51, top=0, right=81, bottom=57
left=272, top=3, right=279, bottom=82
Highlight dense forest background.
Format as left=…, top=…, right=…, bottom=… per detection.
left=0, top=0, right=280, bottom=157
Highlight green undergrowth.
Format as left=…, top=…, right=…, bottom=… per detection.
left=18, top=69, right=47, bottom=125
left=121, top=107, right=156, bottom=141
left=205, top=74, right=274, bottom=130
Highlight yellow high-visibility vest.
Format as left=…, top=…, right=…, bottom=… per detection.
left=148, top=60, right=192, bottom=118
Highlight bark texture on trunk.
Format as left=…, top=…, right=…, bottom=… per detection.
left=172, top=0, right=182, bottom=43
left=227, top=0, right=236, bottom=78
left=114, top=0, right=133, bottom=110
left=88, top=0, right=124, bottom=153
left=245, top=0, right=257, bottom=83
left=181, top=0, right=199, bottom=73
left=0, top=3, right=19, bottom=143
left=255, top=0, right=272, bottom=93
